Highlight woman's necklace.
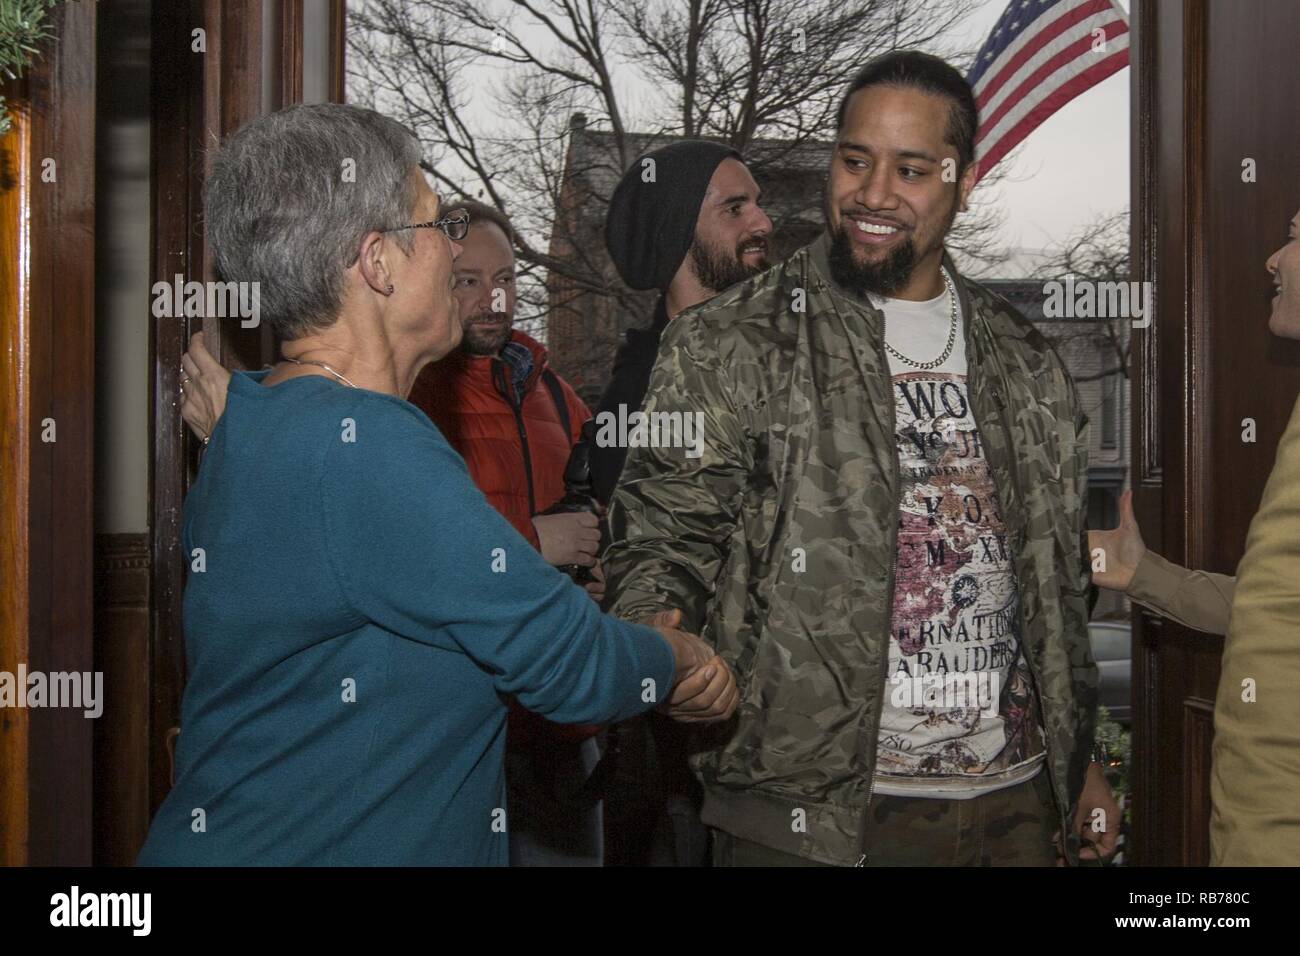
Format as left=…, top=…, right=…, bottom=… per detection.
left=283, top=357, right=358, bottom=389
left=882, top=268, right=958, bottom=371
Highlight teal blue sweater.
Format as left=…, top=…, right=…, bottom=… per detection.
left=137, top=370, right=673, bottom=866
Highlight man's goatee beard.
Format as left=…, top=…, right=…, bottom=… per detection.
left=827, top=225, right=917, bottom=298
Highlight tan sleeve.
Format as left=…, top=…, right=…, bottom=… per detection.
left=1211, top=393, right=1300, bottom=866
left=1125, top=550, right=1236, bottom=635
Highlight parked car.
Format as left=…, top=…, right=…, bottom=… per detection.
left=1088, top=620, right=1132, bottom=725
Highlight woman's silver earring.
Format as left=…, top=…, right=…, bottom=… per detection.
left=386, top=283, right=395, bottom=295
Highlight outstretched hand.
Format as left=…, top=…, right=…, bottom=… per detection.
left=641, top=609, right=739, bottom=724
left=1087, top=489, right=1146, bottom=592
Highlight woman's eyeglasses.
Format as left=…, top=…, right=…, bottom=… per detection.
left=384, top=210, right=470, bottom=241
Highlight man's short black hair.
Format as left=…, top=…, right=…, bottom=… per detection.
left=835, top=50, right=979, bottom=175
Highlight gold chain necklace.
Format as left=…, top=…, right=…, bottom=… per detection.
left=882, top=269, right=958, bottom=371
left=283, top=357, right=358, bottom=388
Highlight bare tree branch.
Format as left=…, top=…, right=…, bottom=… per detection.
left=347, top=0, right=1001, bottom=352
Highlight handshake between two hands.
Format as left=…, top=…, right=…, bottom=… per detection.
left=641, top=608, right=740, bottom=724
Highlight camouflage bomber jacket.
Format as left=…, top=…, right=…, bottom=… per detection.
left=605, top=231, right=1099, bottom=867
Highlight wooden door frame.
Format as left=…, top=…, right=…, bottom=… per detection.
left=0, top=0, right=352, bottom=863
left=146, top=0, right=347, bottom=821
left=1129, top=0, right=1300, bottom=865
left=1130, top=0, right=1212, bottom=869
left=0, top=0, right=98, bottom=866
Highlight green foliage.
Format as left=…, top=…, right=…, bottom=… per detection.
left=1095, top=705, right=1131, bottom=791
left=1092, top=702, right=1133, bottom=868
left=0, top=0, right=60, bottom=136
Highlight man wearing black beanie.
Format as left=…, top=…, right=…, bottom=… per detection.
left=591, top=141, right=773, bottom=504
left=595, top=140, right=773, bottom=867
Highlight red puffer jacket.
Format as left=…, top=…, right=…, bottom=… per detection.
left=407, top=330, right=596, bottom=746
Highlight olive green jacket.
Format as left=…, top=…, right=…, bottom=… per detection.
left=605, top=232, right=1098, bottom=866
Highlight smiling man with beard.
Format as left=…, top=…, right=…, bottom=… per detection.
left=605, top=51, right=1119, bottom=867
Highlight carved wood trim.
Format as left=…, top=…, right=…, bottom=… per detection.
left=1133, top=0, right=1160, bottom=485
left=330, top=0, right=346, bottom=103
left=1132, top=612, right=1161, bottom=866
left=93, top=533, right=151, bottom=864
left=281, top=0, right=304, bottom=106
left=1181, top=697, right=1215, bottom=866
left=1181, top=0, right=1210, bottom=572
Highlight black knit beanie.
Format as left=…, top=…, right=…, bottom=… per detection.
left=604, top=140, right=743, bottom=291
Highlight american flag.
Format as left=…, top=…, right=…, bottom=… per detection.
left=967, top=0, right=1129, bottom=182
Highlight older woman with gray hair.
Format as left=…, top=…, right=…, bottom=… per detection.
left=137, top=104, right=736, bottom=866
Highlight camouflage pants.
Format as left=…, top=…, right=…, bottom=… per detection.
left=712, top=770, right=1059, bottom=867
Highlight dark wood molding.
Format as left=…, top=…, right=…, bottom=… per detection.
left=1131, top=0, right=1300, bottom=867
left=96, top=534, right=151, bottom=602
left=150, top=0, right=279, bottom=822
left=1181, top=697, right=1215, bottom=866
left=93, top=533, right=151, bottom=865
left=1129, top=0, right=1166, bottom=869
left=149, top=0, right=207, bottom=820
left=205, top=0, right=275, bottom=370
left=330, top=0, right=347, bottom=103
left=1132, top=0, right=1160, bottom=486
left=1132, top=613, right=1160, bottom=866
left=281, top=0, right=305, bottom=106
left=96, top=534, right=153, bottom=567
left=1181, top=0, right=1209, bottom=573
left=216, top=1, right=264, bottom=141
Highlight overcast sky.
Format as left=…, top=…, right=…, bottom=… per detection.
left=363, top=0, right=1130, bottom=279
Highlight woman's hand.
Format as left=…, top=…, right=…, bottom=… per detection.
left=1087, top=489, right=1147, bottom=592
left=180, top=332, right=232, bottom=442
left=641, top=608, right=739, bottom=724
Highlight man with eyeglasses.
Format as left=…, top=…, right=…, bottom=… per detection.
left=179, top=199, right=614, bottom=866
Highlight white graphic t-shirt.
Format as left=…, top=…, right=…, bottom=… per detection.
left=870, top=277, right=1046, bottom=799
